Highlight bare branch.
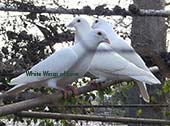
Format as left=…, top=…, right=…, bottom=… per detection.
left=16, top=111, right=170, bottom=125
left=0, top=66, right=159, bottom=117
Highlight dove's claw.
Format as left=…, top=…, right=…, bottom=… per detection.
left=66, top=86, right=78, bottom=96
left=63, top=86, right=78, bottom=99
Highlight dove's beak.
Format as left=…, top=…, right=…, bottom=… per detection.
left=67, top=22, right=74, bottom=28
left=105, top=38, right=110, bottom=44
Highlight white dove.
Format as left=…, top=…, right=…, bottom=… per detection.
left=70, top=17, right=161, bottom=102
left=4, top=28, right=110, bottom=98
left=91, top=18, right=161, bottom=102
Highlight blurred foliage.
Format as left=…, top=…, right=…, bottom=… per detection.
left=136, top=108, right=142, bottom=117
left=165, top=111, right=170, bottom=117
left=162, top=80, right=170, bottom=93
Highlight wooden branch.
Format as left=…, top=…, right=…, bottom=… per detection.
left=0, top=66, right=159, bottom=117
left=0, top=81, right=112, bottom=117
left=0, top=3, right=169, bottom=17
left=16, top=111, right=170, bottom=125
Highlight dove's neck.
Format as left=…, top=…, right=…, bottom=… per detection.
left=74, top=27, right=91, bottom=44
left=73, top=41, right=99, bottom=62
left=72, top=42, right=98, bottom=73
left=74, top=42, right=98, bottom=54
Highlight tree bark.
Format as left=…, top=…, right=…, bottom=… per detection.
left=131, top=0, right=166, bottom=52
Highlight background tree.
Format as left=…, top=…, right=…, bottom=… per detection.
left=127, top=0, right=167, bottom=126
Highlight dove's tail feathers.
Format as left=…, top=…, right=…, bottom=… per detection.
left=130, top=73, right=161, bottom=85
left=136, top=82, right=150, bottom=103
left=7, top=74, right=33, bottom=96
left=10, top=73, right=28, bottom=85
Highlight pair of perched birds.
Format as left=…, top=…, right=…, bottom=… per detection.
left=3, top=17, right=161, bottom=103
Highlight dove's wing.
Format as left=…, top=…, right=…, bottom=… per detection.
left=92, top=58, right=160, bottom=84
left=93, top=19, right=150, bottom=71
left=6, top=47, right=78, bottom=96
left=90, top=44, right=126, bottom=73
left=10, top=47, right=78, bottom=85
left=90, top=43, right=160, bottom=84
left=109, top=36, right=148, bottom=70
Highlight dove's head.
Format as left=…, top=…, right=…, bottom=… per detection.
left=92, top=18, right=114, bottom=43
left=67, top=17, right=90, bottom=31
left=92, top=18, right=108, bottom=29
left=67, top=17, right=91, bottom=44
left=82, top=29, right=110, bottom=50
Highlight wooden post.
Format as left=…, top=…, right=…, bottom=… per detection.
left=128, top=0, right=166, bottom=126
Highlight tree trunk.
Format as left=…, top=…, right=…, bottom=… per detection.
left=131, top=0, right=166, bottom=53
left=127, top=0, right=166, bottom=126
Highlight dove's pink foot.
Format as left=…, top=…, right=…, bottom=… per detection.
left=63, top=86, right=78, bottom=99
left=90, top=80, right=103, bottom=90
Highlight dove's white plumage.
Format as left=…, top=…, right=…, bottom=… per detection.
left=6, top=28, right=109, bottom=96
left=72, top=17, right=160, bottom=102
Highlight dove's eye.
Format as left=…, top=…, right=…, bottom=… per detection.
left=77, top=19, right=81, bottom=23
left=97, top=32, right=102, bottom=36
left=95, top=20, right=98, bottom=23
